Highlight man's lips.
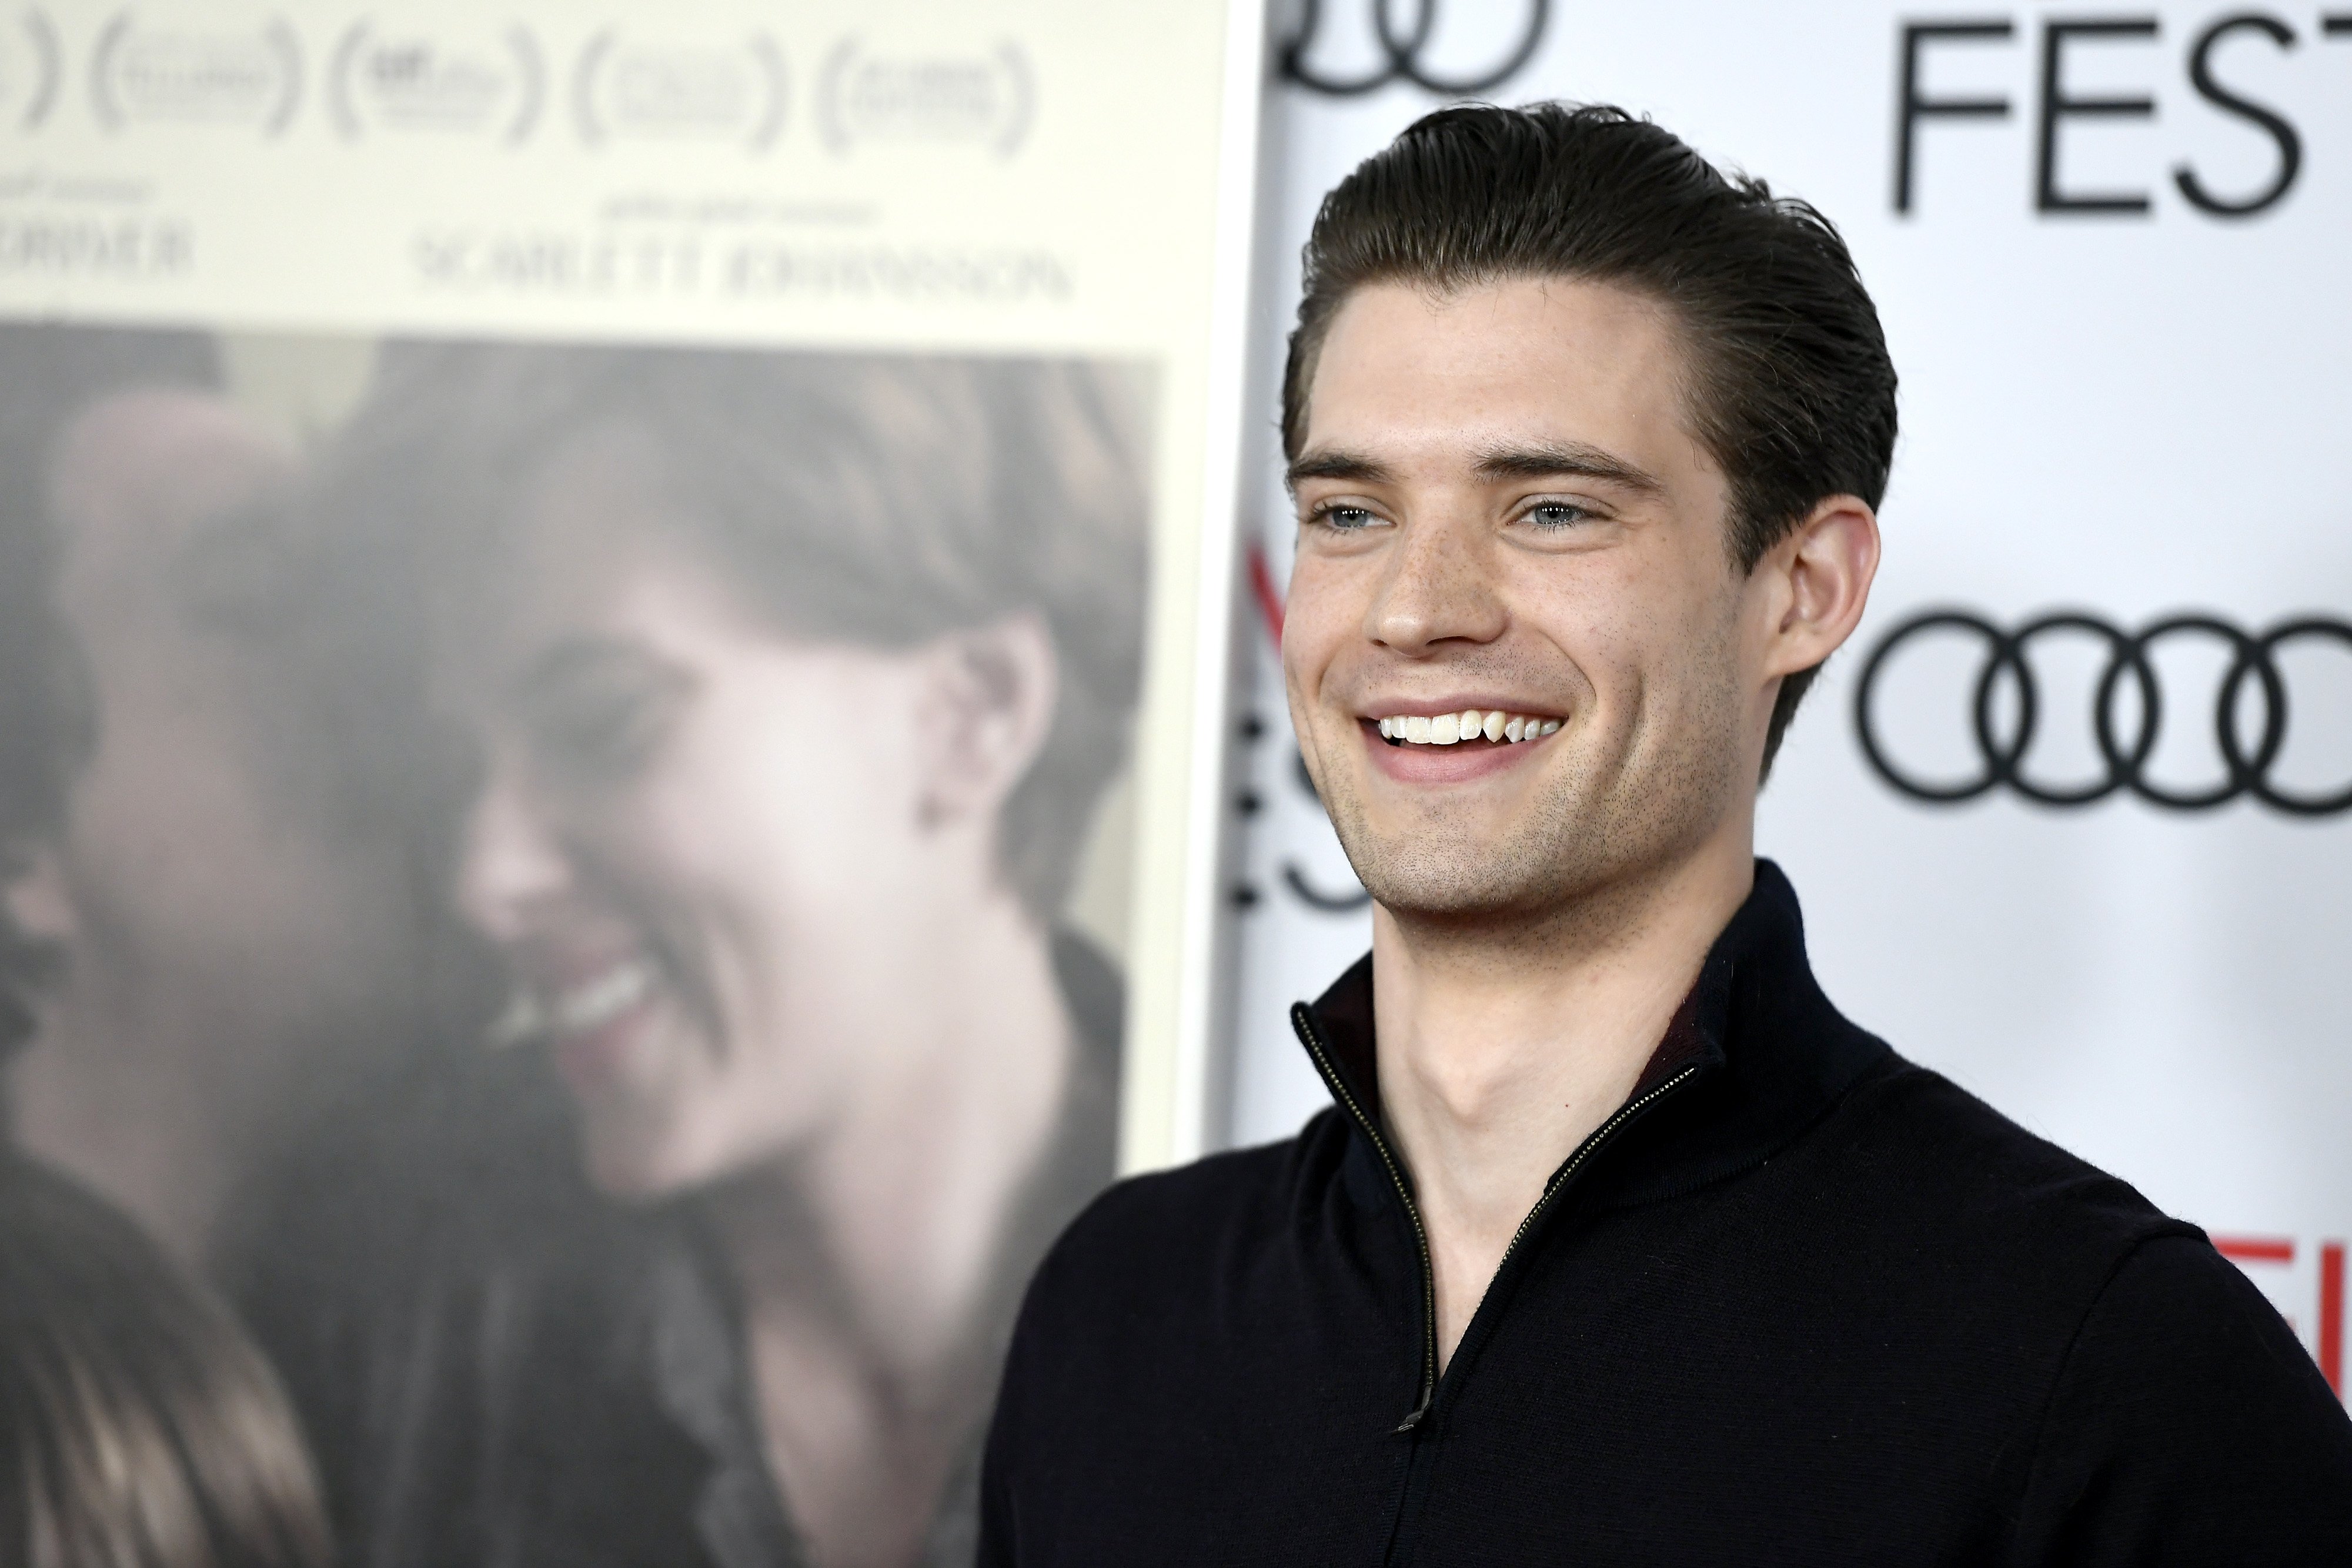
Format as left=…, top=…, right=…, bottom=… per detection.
left=1369, top=701, right=1562, bottom=748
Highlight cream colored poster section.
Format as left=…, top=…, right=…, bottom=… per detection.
left=1227, top=0, right=2351, bottom=1398
left=0, top=0, right=1262, bottom=1172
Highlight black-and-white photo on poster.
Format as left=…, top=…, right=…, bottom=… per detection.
left=0, top=3, right=1255, bottom=1563
left=2, top=326, right=1150, bottom=1566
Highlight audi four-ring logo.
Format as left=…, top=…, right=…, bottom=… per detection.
left=1854, top=610, right=2352, bottom=817
left=1279, top=0, right=1549, bottom=96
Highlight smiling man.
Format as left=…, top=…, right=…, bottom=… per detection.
left=978, top=104, right=2352, bottom=1565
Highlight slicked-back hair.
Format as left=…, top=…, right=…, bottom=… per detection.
left=1282, top=102, right=1898, bottom=775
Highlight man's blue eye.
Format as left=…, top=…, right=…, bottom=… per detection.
left=1322, top=506, right=1377, bottom=530
left=1526, top=503, right=1589, bottom=529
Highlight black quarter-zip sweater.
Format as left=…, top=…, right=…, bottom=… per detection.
left=979, top=862, right=2352, bottom=1566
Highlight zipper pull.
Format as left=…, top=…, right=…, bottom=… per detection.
left=1391, top=1395, right=1430, bottom=1435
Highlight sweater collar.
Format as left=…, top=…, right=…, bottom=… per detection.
left=1294, top=859, right=1887, bottom=1207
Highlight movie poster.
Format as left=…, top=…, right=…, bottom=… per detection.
left=0, top=4, right=1258, bottom=1563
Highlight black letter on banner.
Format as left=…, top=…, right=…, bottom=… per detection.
left=2037, top=17, right=2160, bottom=214
left=2327, top=15, right=2352, bottom=38
left=2174, top=14, right=2301, bottom=217
left=1893, top=20, right=2016, bottom=213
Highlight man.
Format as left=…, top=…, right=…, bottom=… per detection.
left=0, top=325, right=435, bottom=1267
left=978, top=103, right=2352, bottom=1564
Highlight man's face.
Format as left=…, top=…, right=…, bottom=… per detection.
left=1284, top=277, right=1778, bottom=925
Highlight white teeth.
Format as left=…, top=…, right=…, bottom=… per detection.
left=549, top=960, right=657, bottom=1038
left=486, top=991, right=546, bottom=1050
left=1376, top=709, right=1561, bottom=747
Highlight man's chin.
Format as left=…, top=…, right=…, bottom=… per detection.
left=1346, top=840, right=1569, bottom=923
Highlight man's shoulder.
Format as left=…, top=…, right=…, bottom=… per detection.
left=1819, top=1049, right=2197, bottom=1269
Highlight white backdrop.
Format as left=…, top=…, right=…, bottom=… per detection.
left=1221, top=0, right=2352, bottom=1396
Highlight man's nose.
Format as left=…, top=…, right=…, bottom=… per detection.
left=453, top=764, right=573, bottom=943
left=1365, top=510, right=1507, bottom=654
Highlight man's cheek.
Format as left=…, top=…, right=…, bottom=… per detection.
left=1279, top=617, right=1339, bottom=722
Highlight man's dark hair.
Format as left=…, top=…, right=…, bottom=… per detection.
left=1282, top=102, right=1899, bottom=774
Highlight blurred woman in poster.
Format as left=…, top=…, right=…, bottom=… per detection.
left=243, top=345, right=1150, bottom=1568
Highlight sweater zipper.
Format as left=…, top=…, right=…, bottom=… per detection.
left=1291, top=1002, right=1702, bottom=1434
left=1292, top=1003, right=1440, bottom=1432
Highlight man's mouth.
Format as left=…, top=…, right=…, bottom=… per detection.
left=1374, top=708, right=1561, bottom=747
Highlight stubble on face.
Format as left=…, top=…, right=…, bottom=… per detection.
left=1285, top=279, right=1763, bottom=949
left=1312, top=618, right=1751, bottom=938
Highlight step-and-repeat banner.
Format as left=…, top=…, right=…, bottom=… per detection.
left=1226, top=0, right=2351, bottom=1399
left=0, top=2, right=1257, bottom=1559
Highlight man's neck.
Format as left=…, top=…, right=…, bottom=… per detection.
left=1371, top=829, right=1756, bottom=1371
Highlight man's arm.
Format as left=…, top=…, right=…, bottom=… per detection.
left=2014, top=1233, right=2352, bottom=1565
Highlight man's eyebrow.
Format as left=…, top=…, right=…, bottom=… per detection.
left=1284, top=448, right=1395, bottom=492
left=1285, top=441, right=1667, bottom=496
left=1472, top=440, right=1665, bottom=494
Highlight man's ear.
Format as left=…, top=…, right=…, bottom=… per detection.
left=914, top=614, right=1060, bottom=829
left=2, top=842, right=79, bottom=946
left=1759, top=494, right=1881, bottom=681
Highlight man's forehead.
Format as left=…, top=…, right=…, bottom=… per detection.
left=1299, top=276, right=1697, bottom=475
